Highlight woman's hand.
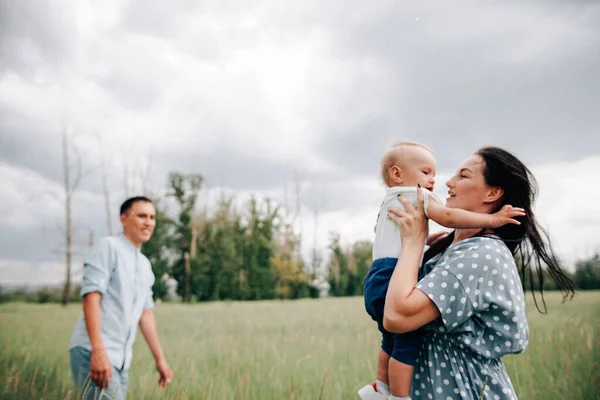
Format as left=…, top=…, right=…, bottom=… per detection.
left=388, top=186, right=429, bottom=245
left=383, top=187, right=441, bottom=333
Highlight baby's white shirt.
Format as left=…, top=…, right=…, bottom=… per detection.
left=372, top=187, right=443, bottom=260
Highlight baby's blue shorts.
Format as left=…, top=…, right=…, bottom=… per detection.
left=363, top=257, right=423, bottom=366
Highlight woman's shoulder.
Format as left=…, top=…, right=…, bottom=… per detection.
left=449, top=235, right=509, bottom=253
left=434, top=236, right=514, bottom=266
left=424, top=236, right=514, bottom=271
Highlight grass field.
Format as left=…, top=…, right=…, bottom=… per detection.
left=1, top=291, right=599, bottom=400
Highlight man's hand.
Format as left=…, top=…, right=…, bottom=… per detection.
left=139, top=309, right=172, bottom=389
left=491, top=204, right=526, bottom=227
left=156, top=358, right=173, bottom=388
left=90, top=347, right=112, bottom=388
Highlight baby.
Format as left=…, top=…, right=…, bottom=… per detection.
left=358, top=142, right=523, bottom=400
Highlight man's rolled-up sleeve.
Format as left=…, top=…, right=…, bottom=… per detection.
left=81, top=238, right=113, bottom=296
left=143, top=290, right=155, bottom=310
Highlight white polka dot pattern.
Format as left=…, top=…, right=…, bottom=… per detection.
left=411, top=237, right=528, bottom=400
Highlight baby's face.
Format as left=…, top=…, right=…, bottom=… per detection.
left=399, top=146, right=437, bottom=191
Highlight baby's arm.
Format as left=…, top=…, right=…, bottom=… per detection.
left=426, top=201, right=525, bottom=229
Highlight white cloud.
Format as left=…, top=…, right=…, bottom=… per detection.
left=531, top=156, right=600, bottom=266
left=0, top=162, right=64, bottom=229
left=0, top=72, right=67, bottom=124
left=0, top=259, right=64, bottom=285
left=1, top=0, right=599, bottom=284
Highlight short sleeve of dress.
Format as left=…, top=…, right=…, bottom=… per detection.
left=417, top=237, right=529, bottom=353
left=416, top=252, right=475, bottom=330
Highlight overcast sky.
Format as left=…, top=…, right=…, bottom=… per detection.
left=1, top=0, right=599, bottom=285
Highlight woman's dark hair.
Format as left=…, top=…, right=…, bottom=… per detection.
left=423, top=146, right=575, bottom=312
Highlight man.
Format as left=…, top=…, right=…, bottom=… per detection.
left=69, top=196, right=173, bottom=399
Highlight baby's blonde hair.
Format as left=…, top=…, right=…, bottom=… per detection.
left=380, top=141, right=434, bottom=185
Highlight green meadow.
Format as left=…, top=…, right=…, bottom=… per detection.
left=1, top=291, right=598, bottom=399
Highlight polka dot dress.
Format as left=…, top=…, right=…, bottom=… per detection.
left=412, top=236, right=529, bottom=399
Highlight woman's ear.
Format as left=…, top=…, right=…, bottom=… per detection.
left=484, top=186, right=504, bottom=204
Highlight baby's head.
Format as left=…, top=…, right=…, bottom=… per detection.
left=381, top=141, right=437, bottom=190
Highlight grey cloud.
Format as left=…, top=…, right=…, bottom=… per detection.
left=2, top=0, right=600, bottom=284
left=0, top=192, right=116, bottom=264
left=119, top=1, right=243, bottom=62
left=0, top=111, right=63, bottom=183
left=151, top=143, right=315, bottom=193
left=0, top=113, right=110, bottom=197
left=120, top=0, right=196, bottom=40
left=0, top=1, right=76, bottom=76
left=306, top=1, right=600, bottom=173
left=96, top=71, right=164, bottom=111
left=0, top=261, right=67, bottom=285
left=0, top=221, right=59, bottom=262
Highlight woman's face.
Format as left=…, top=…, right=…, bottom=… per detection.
left=445, top=154, right=494, bottom=212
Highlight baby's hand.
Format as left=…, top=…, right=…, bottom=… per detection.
left=491, top=204, right=526, bottom=227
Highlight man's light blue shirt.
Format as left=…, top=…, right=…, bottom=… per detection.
left=69, top=233, right=155, bottom=370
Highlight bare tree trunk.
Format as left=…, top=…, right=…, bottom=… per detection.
left=190, top=227, right=198, bottom=259
left=100, top=136, right=112, bottom=235
left=60, top=126, right=83, bottom=305
left=292, top=172, right=303, bottom=261
left=312, top=206, right=320, bottom=275
left=62, top=130, right=72, bottom=306
left=183, top=252, right=191, bottom=303
left=182, top=228, right=198, bottom=303
left=123, top=160, right=130, bottom=199
left=140, top=159, right=153, bottom=196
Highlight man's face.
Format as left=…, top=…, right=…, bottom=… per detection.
left=120, top=201, right=156, bottom=247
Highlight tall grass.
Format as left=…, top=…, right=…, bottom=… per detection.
left=1, top=292, right=598, bottom=399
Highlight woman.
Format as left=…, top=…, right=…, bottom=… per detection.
left=383, top=146, right=575, bottom=399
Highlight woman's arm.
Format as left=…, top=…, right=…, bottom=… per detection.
left=383, top=188, right=441, bottom=333
left=383, top=242, right=441, bottom=333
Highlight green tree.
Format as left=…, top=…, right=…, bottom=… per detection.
left=271, top=223, right=307, bottom=299
left=242, top=197, right=278, bottom=300
left=143, top=200, right=175, bottom=300
left=192, top=198, right=244, bottom=301
left=327, top=235, right=373, bottom=297
left=350, top=240, right=373, bottom=296
left=168, top=172, right=203, bottom=303
left=573, top=254, right=600, bottom=290
left=327, top=233, right=348, bottom=297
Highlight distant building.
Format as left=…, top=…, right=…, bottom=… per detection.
left=161, top=274, right=179, bottom=301
left=310, top=277, right=331, bottom=298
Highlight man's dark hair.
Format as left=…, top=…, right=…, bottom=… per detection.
left=120, top=196, right=153, bottom=215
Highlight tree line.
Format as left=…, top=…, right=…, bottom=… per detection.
left=3, top=247, right=599, bottom=305
left=2, top=170, right=600, bottom=304
left=142, top=172, right=324, bottom=302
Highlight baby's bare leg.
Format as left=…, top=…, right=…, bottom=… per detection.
left=376, top=349, right=390, bottom=384
left=388, top=357, right=413, bottom=397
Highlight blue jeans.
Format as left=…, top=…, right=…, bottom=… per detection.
left=69, top=346, right=129, bottom=400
